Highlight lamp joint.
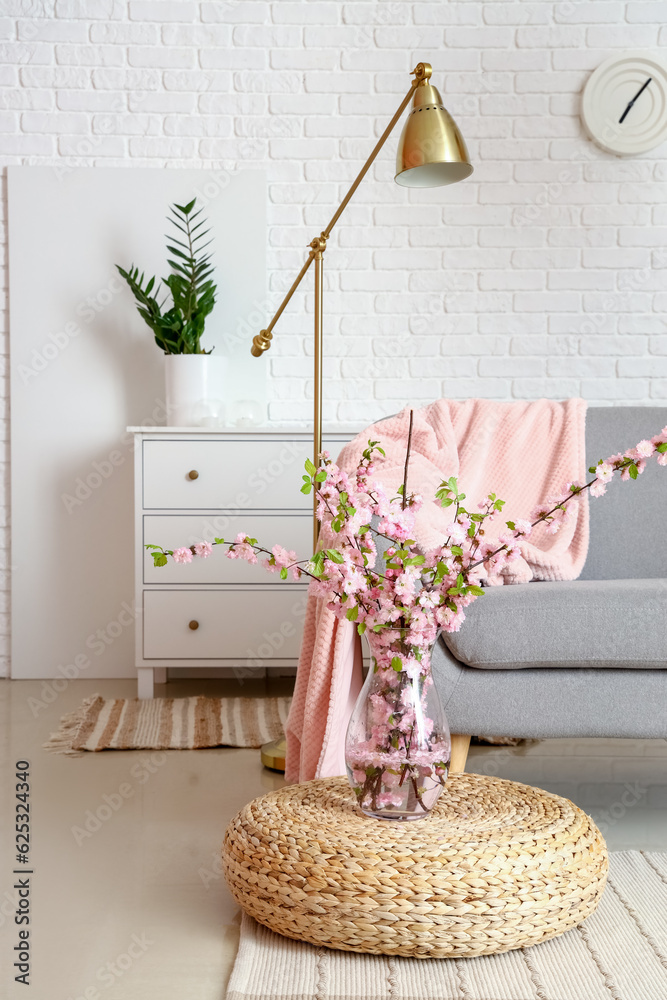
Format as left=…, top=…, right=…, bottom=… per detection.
left=309, top=234, right=328, bottom=257
left=412, top=62, right=432, bottom=85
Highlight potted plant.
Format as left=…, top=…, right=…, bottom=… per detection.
left=117, top=197, right=225, bottom=426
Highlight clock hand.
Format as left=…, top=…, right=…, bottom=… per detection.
left=619, top=77, right=652, bottom=124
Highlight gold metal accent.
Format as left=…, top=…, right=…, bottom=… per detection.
left=188, top=620, right=199, bottom=630
left=261, top=736, right=286, bottom=772
left=395, top=79, right=473, bottom=188
left=413, top=61, right=432, bottom=84
left=312, top=236, right=325, bottom=550
left=250, top=330, right=272, bottom=357
left=187, top=470, right=199, bottom=480
left=248, top=60, right=471, bottom=548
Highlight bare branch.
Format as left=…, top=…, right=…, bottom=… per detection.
left=401, top=409, right=414, bottom=511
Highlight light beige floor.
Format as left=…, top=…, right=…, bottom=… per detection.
left=1, top=677, right=665, bottom=999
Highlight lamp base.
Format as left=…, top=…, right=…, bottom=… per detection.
left=261, top=737, right=286, bottom=773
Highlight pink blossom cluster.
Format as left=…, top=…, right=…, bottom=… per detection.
left=588, top=431, right=667, bottom=498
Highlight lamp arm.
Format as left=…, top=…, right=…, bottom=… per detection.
left=250, top=247, right=318, bottom=356
left=321, top=79, right=419, bottom=241
left=250, top=63, right=430, bottom=358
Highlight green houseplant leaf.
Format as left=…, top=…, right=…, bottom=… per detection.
left=116, top=198, right=218, bottom=355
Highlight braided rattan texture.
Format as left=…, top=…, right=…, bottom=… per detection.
left=222, top=773, right=608, bottom=959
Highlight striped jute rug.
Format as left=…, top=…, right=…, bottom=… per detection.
left=226, top=852, right=667, bottom=1000
left=44, top=694, right=290, bottom=756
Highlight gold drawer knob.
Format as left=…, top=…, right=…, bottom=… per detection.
left=187, top=470, right=199, bottom=481
left=188, top=620, right=199, bottom=631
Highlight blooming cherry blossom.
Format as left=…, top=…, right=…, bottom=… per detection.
left=147, top=422, right=667, bottom=817
left=172, top=547, right=193, bottom=564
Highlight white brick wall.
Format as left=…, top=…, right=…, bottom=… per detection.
left=1, top=2, right=667, bottom=676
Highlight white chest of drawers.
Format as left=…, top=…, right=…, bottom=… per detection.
left=131, top=427, right=352, bottom=698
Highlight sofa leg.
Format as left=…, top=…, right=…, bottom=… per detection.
left=450, top=735, right=471, bottom=775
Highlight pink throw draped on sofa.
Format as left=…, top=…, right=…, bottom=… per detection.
left=285, top=398, right=589, bottom=783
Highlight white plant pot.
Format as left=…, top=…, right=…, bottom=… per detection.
left=164, top=354, right=228, bottom=427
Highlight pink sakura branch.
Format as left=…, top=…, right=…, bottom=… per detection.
left=147, top=426, right=667, bottom=640
left=147, top=423, right=666, bottom=817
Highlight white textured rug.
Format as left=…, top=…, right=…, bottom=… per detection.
left=226, top=852, right=667, bottom=1000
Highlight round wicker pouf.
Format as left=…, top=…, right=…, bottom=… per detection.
left=222, top=773, right=608, bottom=959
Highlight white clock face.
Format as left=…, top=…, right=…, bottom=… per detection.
left=582, top=50, right=667, bottom=156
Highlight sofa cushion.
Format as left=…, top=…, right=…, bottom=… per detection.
left=582, top=406, right=667, bottom=581
left=442, top=578, right=667, bottom=670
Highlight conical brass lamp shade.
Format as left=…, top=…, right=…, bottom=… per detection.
left=395, top=82, right=473, bottom=188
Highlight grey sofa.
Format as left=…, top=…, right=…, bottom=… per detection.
left=431, top=406, right=667, bottom=742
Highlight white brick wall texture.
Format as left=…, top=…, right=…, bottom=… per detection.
left=1, top=2, right=667, bottom=675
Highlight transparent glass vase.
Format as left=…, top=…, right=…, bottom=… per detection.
left=345, top=629, right=451, bottom=821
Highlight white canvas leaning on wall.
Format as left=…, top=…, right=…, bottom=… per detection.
left=8, top=166, right=267, bottom=679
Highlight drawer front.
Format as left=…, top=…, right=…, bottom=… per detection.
left=143, top=514, right=311, bottom=585
left=143, top=439, right=312, bottom=510
left=142, top=589, right=307, bottom=661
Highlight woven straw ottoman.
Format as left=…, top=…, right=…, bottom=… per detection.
left=222, top=773, right=608, bottom=959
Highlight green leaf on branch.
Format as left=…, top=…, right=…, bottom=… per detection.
left=326, top=549, right=344, bottom=563
left=506, top=520, right=516, bottom=530
left=358, top=623, right=366, bottom=636
left=153, top=553, right=168, bottom=568
left=466, top=585, right=485, bottom=596
left=213, top=537, right=225, bottom=545
left=404, top=554, right=425, bottom=567
left=314, top=470, right=327, bottom=482
left=304, top=458, right=317, bottom=475
left=391, top=656, right=402, bottom=672
left=309, top=551, right=326, bottom=577
left=434, top=561, right=448, bottom=583
left=629, top=463, right=639, bottom=480
left=346, top=606, right=358, bottom=622
left=656, top=442, right=667, bottom=453
left=451, top=545, right=463, bottom=557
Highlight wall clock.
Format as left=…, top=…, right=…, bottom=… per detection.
left=581, top=50, right=667, bottom=156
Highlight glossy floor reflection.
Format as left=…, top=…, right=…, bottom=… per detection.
left=0, top=677, right=665, bottom=999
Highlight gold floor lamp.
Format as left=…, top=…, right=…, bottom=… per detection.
left=253, top=61, right=473, bottom=772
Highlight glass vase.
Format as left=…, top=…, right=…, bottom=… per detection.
left=345, top=629, right=451, bottom=821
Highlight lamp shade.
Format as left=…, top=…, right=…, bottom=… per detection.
left=395, top=82, right=473, bottom=188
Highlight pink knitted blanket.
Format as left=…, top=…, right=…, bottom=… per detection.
left=285, top=398, right=589, bottom=783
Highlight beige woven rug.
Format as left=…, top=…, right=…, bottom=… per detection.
left=44, top=694, right=290, bottom=755
left=226, top=851, right=667, bottom=1000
